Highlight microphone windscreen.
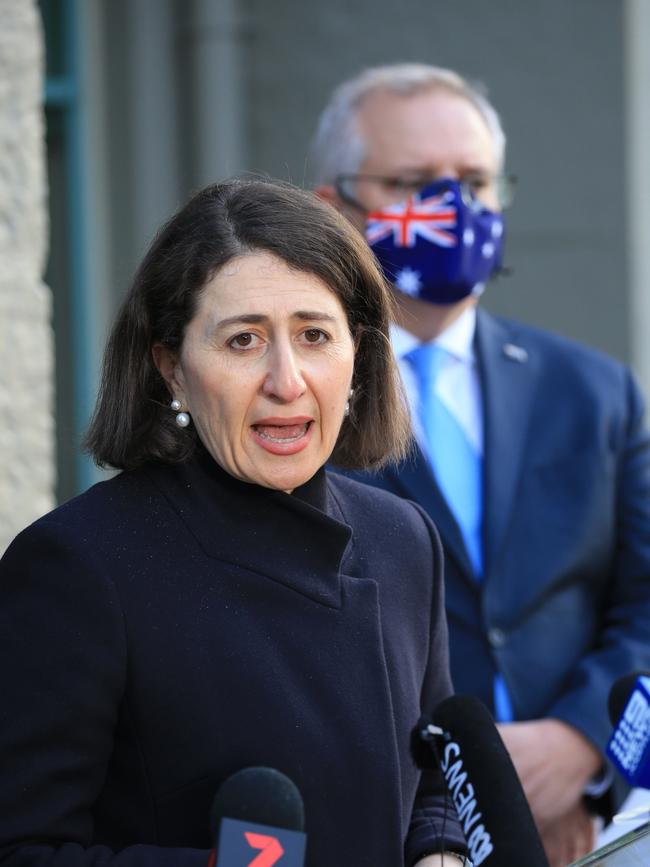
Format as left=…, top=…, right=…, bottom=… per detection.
left=431, top=695, right=549, bottom=867
left=210, top=767, right=305, bottom=836
left=608, top=672, right=650, bottom=725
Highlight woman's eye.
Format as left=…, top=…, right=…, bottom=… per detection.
left=302, top=328, right=328, bottom=344
left=229, top=332, right=259, bottom=349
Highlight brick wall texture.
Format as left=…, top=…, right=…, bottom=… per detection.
left=0, top=0, right=54, bottom=553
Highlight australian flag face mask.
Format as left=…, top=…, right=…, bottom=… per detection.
left=366, top=178, right=505, bottom=305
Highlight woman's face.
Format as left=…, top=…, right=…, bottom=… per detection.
left=155, top=251, right=356, bottom=492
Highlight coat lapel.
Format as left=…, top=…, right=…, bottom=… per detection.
left=147, top=455, right=351, bottom=608
left=380, top=445, right=475, bottom=578
left=476, top=309, right=540, bottom=580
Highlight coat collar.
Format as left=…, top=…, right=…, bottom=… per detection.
left=145, top=451, right=352, bottom=609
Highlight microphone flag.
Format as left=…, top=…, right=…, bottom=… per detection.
left=215, top=818, right=306, bottom=867
left=607, top=674, right=650, bottom=789
left=209, top=767, right=306, bottom=867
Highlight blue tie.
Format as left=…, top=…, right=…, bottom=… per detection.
left=406, top=342, right=483, bottom=576
left=406, top=342, right=515, bottom=722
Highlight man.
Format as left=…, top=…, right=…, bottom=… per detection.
left=311, top=64, right=650, bottom=866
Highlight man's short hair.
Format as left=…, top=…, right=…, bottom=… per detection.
left=310, top=63, right=506, bottom=185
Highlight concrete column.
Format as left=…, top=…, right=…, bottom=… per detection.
left=625, top=0, right=650, bottom=396
left=184, top=0, right=248, bottom=189
left=0, top=0, right=54, bottom=552
left=128, top=0, right=184, bottom=257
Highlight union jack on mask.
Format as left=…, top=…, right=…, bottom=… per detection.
left=366, top=178, right=505, bottom=305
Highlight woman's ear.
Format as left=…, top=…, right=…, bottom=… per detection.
left=152, top=343, right=184, bottom=400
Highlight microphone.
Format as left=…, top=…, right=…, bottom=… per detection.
left=208, top=767, right=306, bottom=867
left=606, top=672, right=650, bottom=790
left=412, top=694, right=549, bottom=867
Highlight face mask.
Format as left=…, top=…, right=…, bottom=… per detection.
left=365, top=178, right=505, bottom=305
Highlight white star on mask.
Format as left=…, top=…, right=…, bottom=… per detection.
left=395, top=266, right=422, bottom=296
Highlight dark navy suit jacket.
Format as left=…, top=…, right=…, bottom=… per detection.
left=0, top=453, right=465, bottom=866
left=344, top=308, right=650, bottom=795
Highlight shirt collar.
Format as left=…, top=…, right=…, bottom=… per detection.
left=391, top=304, right=477, bottom=364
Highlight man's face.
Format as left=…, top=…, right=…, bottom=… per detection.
left=339, top=87, right=500, bottom=230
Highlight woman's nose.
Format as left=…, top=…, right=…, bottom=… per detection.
left=262, top=343, right=306, bottom=403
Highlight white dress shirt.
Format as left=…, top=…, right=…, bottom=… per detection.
left=391, top=305, right=483, bottom=457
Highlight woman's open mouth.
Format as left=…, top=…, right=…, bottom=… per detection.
left=254, top=422, right=310, bottom=443
left=251, top=418, right=313, bottom=455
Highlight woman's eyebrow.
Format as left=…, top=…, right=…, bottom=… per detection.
left=213, top=313, right=268, bottom=330
left=293, top=311, right=338, bottom=322
left=214, top=311, right=338, bottom=329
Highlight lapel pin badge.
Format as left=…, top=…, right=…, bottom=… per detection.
left=502, top=343, right=528, bottom=363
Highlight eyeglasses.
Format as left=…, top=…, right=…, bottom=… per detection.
left=334, top=172, right=517, bottom=212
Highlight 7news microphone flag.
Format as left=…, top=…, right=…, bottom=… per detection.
left=208, top=767, right=306, bottom=867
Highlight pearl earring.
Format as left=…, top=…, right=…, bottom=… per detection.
left=344, top=387, right=354, bottom=418
left=171, top=399, right=190, bottom=428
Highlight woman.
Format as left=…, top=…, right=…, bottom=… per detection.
left=0, top=180, right=468, bottom=866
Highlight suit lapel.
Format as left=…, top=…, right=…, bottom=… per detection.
left=476, top=309, right=540, bottom=579
left=382, top=445, right=475, bottom=578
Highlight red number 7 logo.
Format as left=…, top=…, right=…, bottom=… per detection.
left=244, top=832, right=285, bottom=866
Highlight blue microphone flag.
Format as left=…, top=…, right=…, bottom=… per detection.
left=607, top=674, right=650, bottom=788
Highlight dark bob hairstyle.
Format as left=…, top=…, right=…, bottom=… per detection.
left=84, top=178, right=411, bottom=471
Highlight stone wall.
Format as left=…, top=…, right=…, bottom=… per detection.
left=0, top=0, right=54, bottom=553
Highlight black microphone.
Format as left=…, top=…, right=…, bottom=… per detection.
left=208, top=767, right=306, bottom=866
left=606, top=672, right=650, bottom=790
left=412, top=694, right=549, bottom=867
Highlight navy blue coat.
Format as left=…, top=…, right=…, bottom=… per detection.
left=0, top=453, right=465, bottom=866
left=344, top=309, right=650, bottom=789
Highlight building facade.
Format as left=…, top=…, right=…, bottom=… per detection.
left=2, top=0, right=650, bottom=548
